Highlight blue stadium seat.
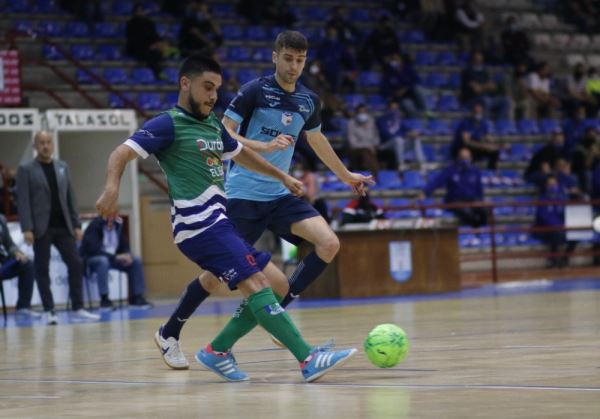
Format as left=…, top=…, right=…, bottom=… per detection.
left=436, top=51, right=458, bottom=66
left=94, top=22, right=122, bottom=38
left=424, top=72, right=446, bottom=89
left=43, top=44, right=64, bottom=60
left=377, top=170, right=402, bottom=189
left=37, top=0, right=59, bottom=13
left=447, top=72, right=461, bottom=89
left=400, top=30, right=426, bottom=44
left=9, top=0, right=29, bottom=12
left=109, top=92, right=135, bottom=108
left=138, top=93, right=162, bottom=110
left=436, top=144, right=451, bottom=161
left=163, top=67, right=179, bottom=84
left=103, top=68, right=129, bottom=85
left=538, top=118, right=560, bottom=134
left=414, top=51, right=436, bottom=66
left=212, top=3, right=235, bottom=18
left=358, top=71, right=381, bottom=88
left=494, top=119, right=518, bottom=136
left=349, top=8, right=371, bottom=21
left=425, top=94, right=438, bottom=111
left=436, top=94, right=461, bottom=112
left=422, top=144, right=436, bottom=161
left=65, top=22, right=90, bottom=38
left=37, top=21, right=64, bottom=37
left=401, top=170, right=425, bottom=189
left=162, top=92, right=178, bottom=108
left=366, top=95, right=386, bottom=111
left=236, top=69, right=260, bottom=84
left=509, top=143, right=531, bottom=162
left=112, top=1, right=133, bottom=16
left=402, top=119, right=426, bottom=134
left=342, top=94, right=366, bottom=108
left=427, top=119, right=452, bottom=135
left=245, top=26, right=269, bottom=41
left=71, top=45, right=95, bottom=61
left=517, top=119, right=539, bottom=135
left=252, top=47, right=271, bottom=62
left=221, top=25, right=244, bottom=40
left=131, top=68, right=157, bottom=85
left=76, top=69, right=98, bottom=85
left=305, top=7, right=328, bottom=20
left=388, top=198, right=420, bottom=218
left=13, top=20, right=35, bottom=34
left=96, top=44, right=122, bottom=61
left=228, top=46, right=253, bottom=62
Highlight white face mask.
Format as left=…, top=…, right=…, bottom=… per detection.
left=309, top=64, right=320, bottom=75
left=292, top=169, right=303, bottom=178
left=356, top=112, right=369, bottom=123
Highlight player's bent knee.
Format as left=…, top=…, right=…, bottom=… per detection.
left=263, top=262, right=289, bottom=296
left=237, top=272, right=270, bottom=297
left=198, top=272, right=220, bottom=294
left=316, top=234, right=340, bottom=261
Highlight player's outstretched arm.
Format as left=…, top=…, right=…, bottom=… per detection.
left=232, top=146, right=304, bottom=197
left=96, top=144, right=139, bottom=224
left=222, top=116, right=293, bottom=153
left=305, top=130, right=375, bottom=196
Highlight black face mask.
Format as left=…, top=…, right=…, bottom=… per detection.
left=583, top=137, right=596, bottom=147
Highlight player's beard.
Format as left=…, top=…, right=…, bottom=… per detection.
left=188, top=94, right=212, bottom=120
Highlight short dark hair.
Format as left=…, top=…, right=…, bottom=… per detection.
left=274, top=30, right=308, bottom=52
left=178, top=53, right=221, bottom=85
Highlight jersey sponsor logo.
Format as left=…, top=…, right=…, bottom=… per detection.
left=206, top=157, right=220, bottom=166
left=268, top=102, right=279, bottom=107
left=264, top=303, right=285, bottom=315
left=136, top=129, right=155, bottom=138
left=281, top=112, right=293, bottom=126
left=219, top=268, right=239, bottom=283
left=298, top=105, right=310, bottom=113
left=260, top=126, right=297, bottom=141
left=197, top=138, right=223, bottom=152
left=265, top=94, right=281, bottom=101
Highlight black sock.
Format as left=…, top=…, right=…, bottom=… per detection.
left=280, top=251, right=327, bottom=308
left=161, top=278, right=209, bottom=340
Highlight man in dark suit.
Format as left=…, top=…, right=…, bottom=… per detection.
left=0, top=214, right=39, bottom=318
left=80, top=216, right=152, bottom=310
left=16, top=131, right=99, bottom=325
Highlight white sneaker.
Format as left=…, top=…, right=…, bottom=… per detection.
left=46, top=311, right=58, bottom=325
left=16, top=308, right=42, bottom=319
left=154, top=326, right=189, bottom=370
left=73, top=309, right=100, bottom=321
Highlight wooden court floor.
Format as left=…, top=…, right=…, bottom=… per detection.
left=0, top=288, right=599, bottom=418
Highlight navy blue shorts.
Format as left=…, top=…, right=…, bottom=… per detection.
left=177, top=220, right=271, bottom=290
left=226, top=194, right=320, bottom=245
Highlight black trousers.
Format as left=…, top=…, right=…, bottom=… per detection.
left=0, top=257, right=35, bottom=310
left=33, top=227, right=84, bottom=311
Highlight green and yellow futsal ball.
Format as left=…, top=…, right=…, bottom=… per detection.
left=364, top=324, right=409, bottom=368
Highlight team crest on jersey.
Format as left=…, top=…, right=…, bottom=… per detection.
left=281, top=112, right=293, bottom=126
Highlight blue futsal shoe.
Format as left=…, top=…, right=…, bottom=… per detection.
left=300, top=347, right=358, bottom=383
left=195, top=344, right=249, bottom=382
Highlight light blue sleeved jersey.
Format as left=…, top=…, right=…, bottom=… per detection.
left=223, top=75, right=322, bottom=201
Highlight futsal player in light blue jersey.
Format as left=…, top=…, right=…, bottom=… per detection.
left=157, top=31, right=373, bottom=367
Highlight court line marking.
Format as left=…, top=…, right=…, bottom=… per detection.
left=0, top=378, right=598, bottom=392
left=0, top=395, right=61, bottom=399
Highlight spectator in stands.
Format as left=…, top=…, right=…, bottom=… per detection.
left=451, top=103, right=503, bottom=171
left=420, top=147, right=487, bottom=228
left=571, top=126, right=600, bottom=193
left=16, top=131, right=99, bottom=325
left=524, top=128, right=567, bottom=186
left=178, top=0, right=223, bottom=58
left=585, top=66, right=600, bottom=107
left=125, top=3, right=178, bottom=79
left=80, top=216, right=153, bottom=310
left=161, top=0, right=188, bottom=17
left=555, top=158, right=581, bottom=198
left=565, top=0, right=598, bottom=34
left=0, top=166, right=17, bottom=215
left=347, top=104, right=380, bottom=179
left=532, top=175, right=576, bottom=268
left=315, top=26, right=357, bottom=93
left=291, top=159, right=330, bottom=223
left=419, top=0, right=449, bottom=40
left=454, top=0, right=485, bottom=51
left=326, top=6, right=362, bottom=45
left=341, top=190, right=385, bottom=225
left=381, top=53, right=429, bottom=118
left=236, top=0, right=296, bottom=27
left=510, top=62, right=531, bottom=120
left=461, top=51, right=511, bottom=120
left=565, top=63, right=596, bottom=118
left=526, top=62, right=560, bottom=119
left=359, top=15, right=401, bottom=69
left=563, top=105, right=591, bottom=154
left=60, top=0, right=103, bottom=27
left=500, top=15, right=532, bottom=67
left=303, top=59, right=347, bottom=129
left=0, top=214, right=39, bottom=318
left=376, top=102, right=425, bottom=172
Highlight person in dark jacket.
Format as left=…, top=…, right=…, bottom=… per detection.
left=420, top=147, right=486, bottom=227
left=0, top=215, right=39, bottom=318
left=80, top=216, right=152, bottom=309
left=524, top=128, right=567, bottom=186
left=178, top=0, right=223, bottom=58
left=532, top=175, right=576, bottom=268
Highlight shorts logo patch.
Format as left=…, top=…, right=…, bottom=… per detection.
left=281, top=112, right=293, bottom=126
left=264, top=303, right=285, bottom=315
left=246, top=254, right=257, bottom=266
left=219, top=268, right=238, bottom=283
